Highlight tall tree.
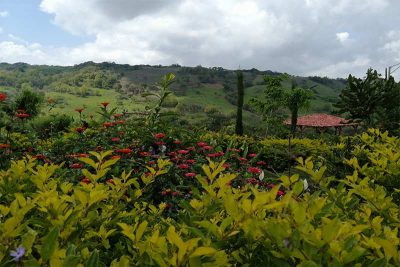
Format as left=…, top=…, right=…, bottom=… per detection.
left=235, top=70, right=244, bottom=135
left=335, top=68, right=399, bottom=132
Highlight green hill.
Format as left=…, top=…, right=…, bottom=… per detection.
left=0, top=61, right=347, bottom=132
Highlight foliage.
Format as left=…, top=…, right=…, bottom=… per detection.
left=30, top=114, right=73, bottom=138
left=142, top=73, right=176, bottom=128
left=335, top=68, right=400, bottom=133
left=7, top=89, right=44, bottom=119
left=0, top=130, right=400, bottom=266
left=250, top=74, right=313, bottom=136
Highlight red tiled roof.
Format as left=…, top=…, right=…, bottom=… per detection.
left=284, top=113, right=358, bottom=127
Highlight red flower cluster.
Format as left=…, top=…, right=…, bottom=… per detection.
left=208, top=151, right=224, bottom=158
left=185, top=172, right=196, bottom=177
left=67, top=153, right=89, bottom=158
left=0, top=93, right=7, bottom=102
left=177, top=149, right=189, bottom=155
left=76, top=127, right=86, bottom=134
left=115, top=148, right=132, bottom=154
left=154, top=133, right=166, bottom=139
left=111, top=137, right=120, bottom=142
left=70, top=163, right=83, bottom=169
left=178, top=164, right=189, bottom=169
left=100, top=102, right=109, bottom=107
left=16, top=110, right=30, bottom=119
left=247, top=167, right=262, bottom=174
left=0, top=143, right=11, bottom=149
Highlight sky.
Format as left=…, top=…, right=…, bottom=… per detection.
left=1, top=0, right=400, bottom=79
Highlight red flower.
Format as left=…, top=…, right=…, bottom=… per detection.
left=177, top=149, right=189, bottom=155
left=119, top=131, right=125, bottom=136
left=76, top=127, right=86, bottom=134
left=0, top=143, right=11, bottom=149
left=239, top=157, right=247, bottom=162
left=100, top=102, right=109, bottom=107
left=277, top=190, right=285, bottom=197
left=178, top=164, right=189, bottom=169
left=70, top=163, right=83, bottom=169
left=207, top=153, right=217, bottom=158
left=16, top=113, right=29, bottom=119
left=248, top=153, right=257, bottom=158
left=140, top=151, right=151, bottom=157
left=197, top=141, right=207, bottom=147
left=103, top=122, right=114, bottom=128
left=111, top=155, right=121, bottom=160
left=171, top=191, right=178, bottom=197
left=173, top=140, right=182, bottom=144
left=161, top=190, right=168, bottom=196
left=154, top=133, right=166, bottom=139
left=155, top=141, right=165, bottom=145
left=111, top=137, right=120, bottom=142
left=115, top=148, right=132, bottom=154
left=106, top=179, right=115, bottom=185
left=168, top=152, right=177, bottom=157
left=185, top=159, right=196, bottom=164
left=202, top=145, right=213, bottom=151
left=34, top=154, right=46, bottom=160
left=0, top=93, right=7, bottom=102
left=81, top=177, right=91, bottom=184
left=247, top=167, right=261, bottom=174
left=256, top=161, right=267, bottom=166
left=185, top=172, right=196, bottom=177
left=75, top=108, right=84, bottom=113
left=222, top=163, right=230, bottom=169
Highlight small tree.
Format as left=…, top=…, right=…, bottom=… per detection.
left=286, top=82, right=313, bottom=135
left=250, top=74, right=312, bottom=136
left=10, top=89, right=44, bottom=118
left=235, top=70, right=244, bottom=135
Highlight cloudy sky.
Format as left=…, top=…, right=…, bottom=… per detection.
left=1, top=0, right=400, bottom=79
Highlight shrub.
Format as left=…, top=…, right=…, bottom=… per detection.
left=30, top=114, right=73, bottom=138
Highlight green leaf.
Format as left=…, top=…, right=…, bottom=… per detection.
left=85, top=249, right=99, bottom=267
left=293, top=180, right=304, bottom=196
left=41, top=227, right=59, bottom=261
left=62, top=256, right=81, bottom=267
left=135, top=221, right=148, bottom=243
left=190, top=247, right=217, bottom=258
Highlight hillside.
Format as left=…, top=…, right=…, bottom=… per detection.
left=0, top=62, right=347, bottom=132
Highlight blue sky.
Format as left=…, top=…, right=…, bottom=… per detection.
left=0, top=0, right=400, bottom=79
left=0, top=0, right=92, bottom=46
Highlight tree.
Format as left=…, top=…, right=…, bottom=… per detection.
left=335, top=68, right=399, bottom=133
left=235, top=70, right=244, bottom=135
left=250, top=74, right=313, bottom=136
left=286, top=82, right=313, bottom=135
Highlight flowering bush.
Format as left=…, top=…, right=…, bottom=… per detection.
left=0, top=130, right=399, bottom=266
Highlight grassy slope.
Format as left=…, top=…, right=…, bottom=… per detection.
left=0, top=63, right=346, bottom=127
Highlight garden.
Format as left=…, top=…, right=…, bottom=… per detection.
left=0, top=74, right=399, bottom=266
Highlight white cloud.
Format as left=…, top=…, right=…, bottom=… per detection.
left=336, top=32, right=349, bottom=43
left=0, top=0, right=398, bottom=78
left=0, top=11, right=8, bottom=17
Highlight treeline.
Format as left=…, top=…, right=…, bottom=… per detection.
left=0, top=63, right=122, bottom=91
